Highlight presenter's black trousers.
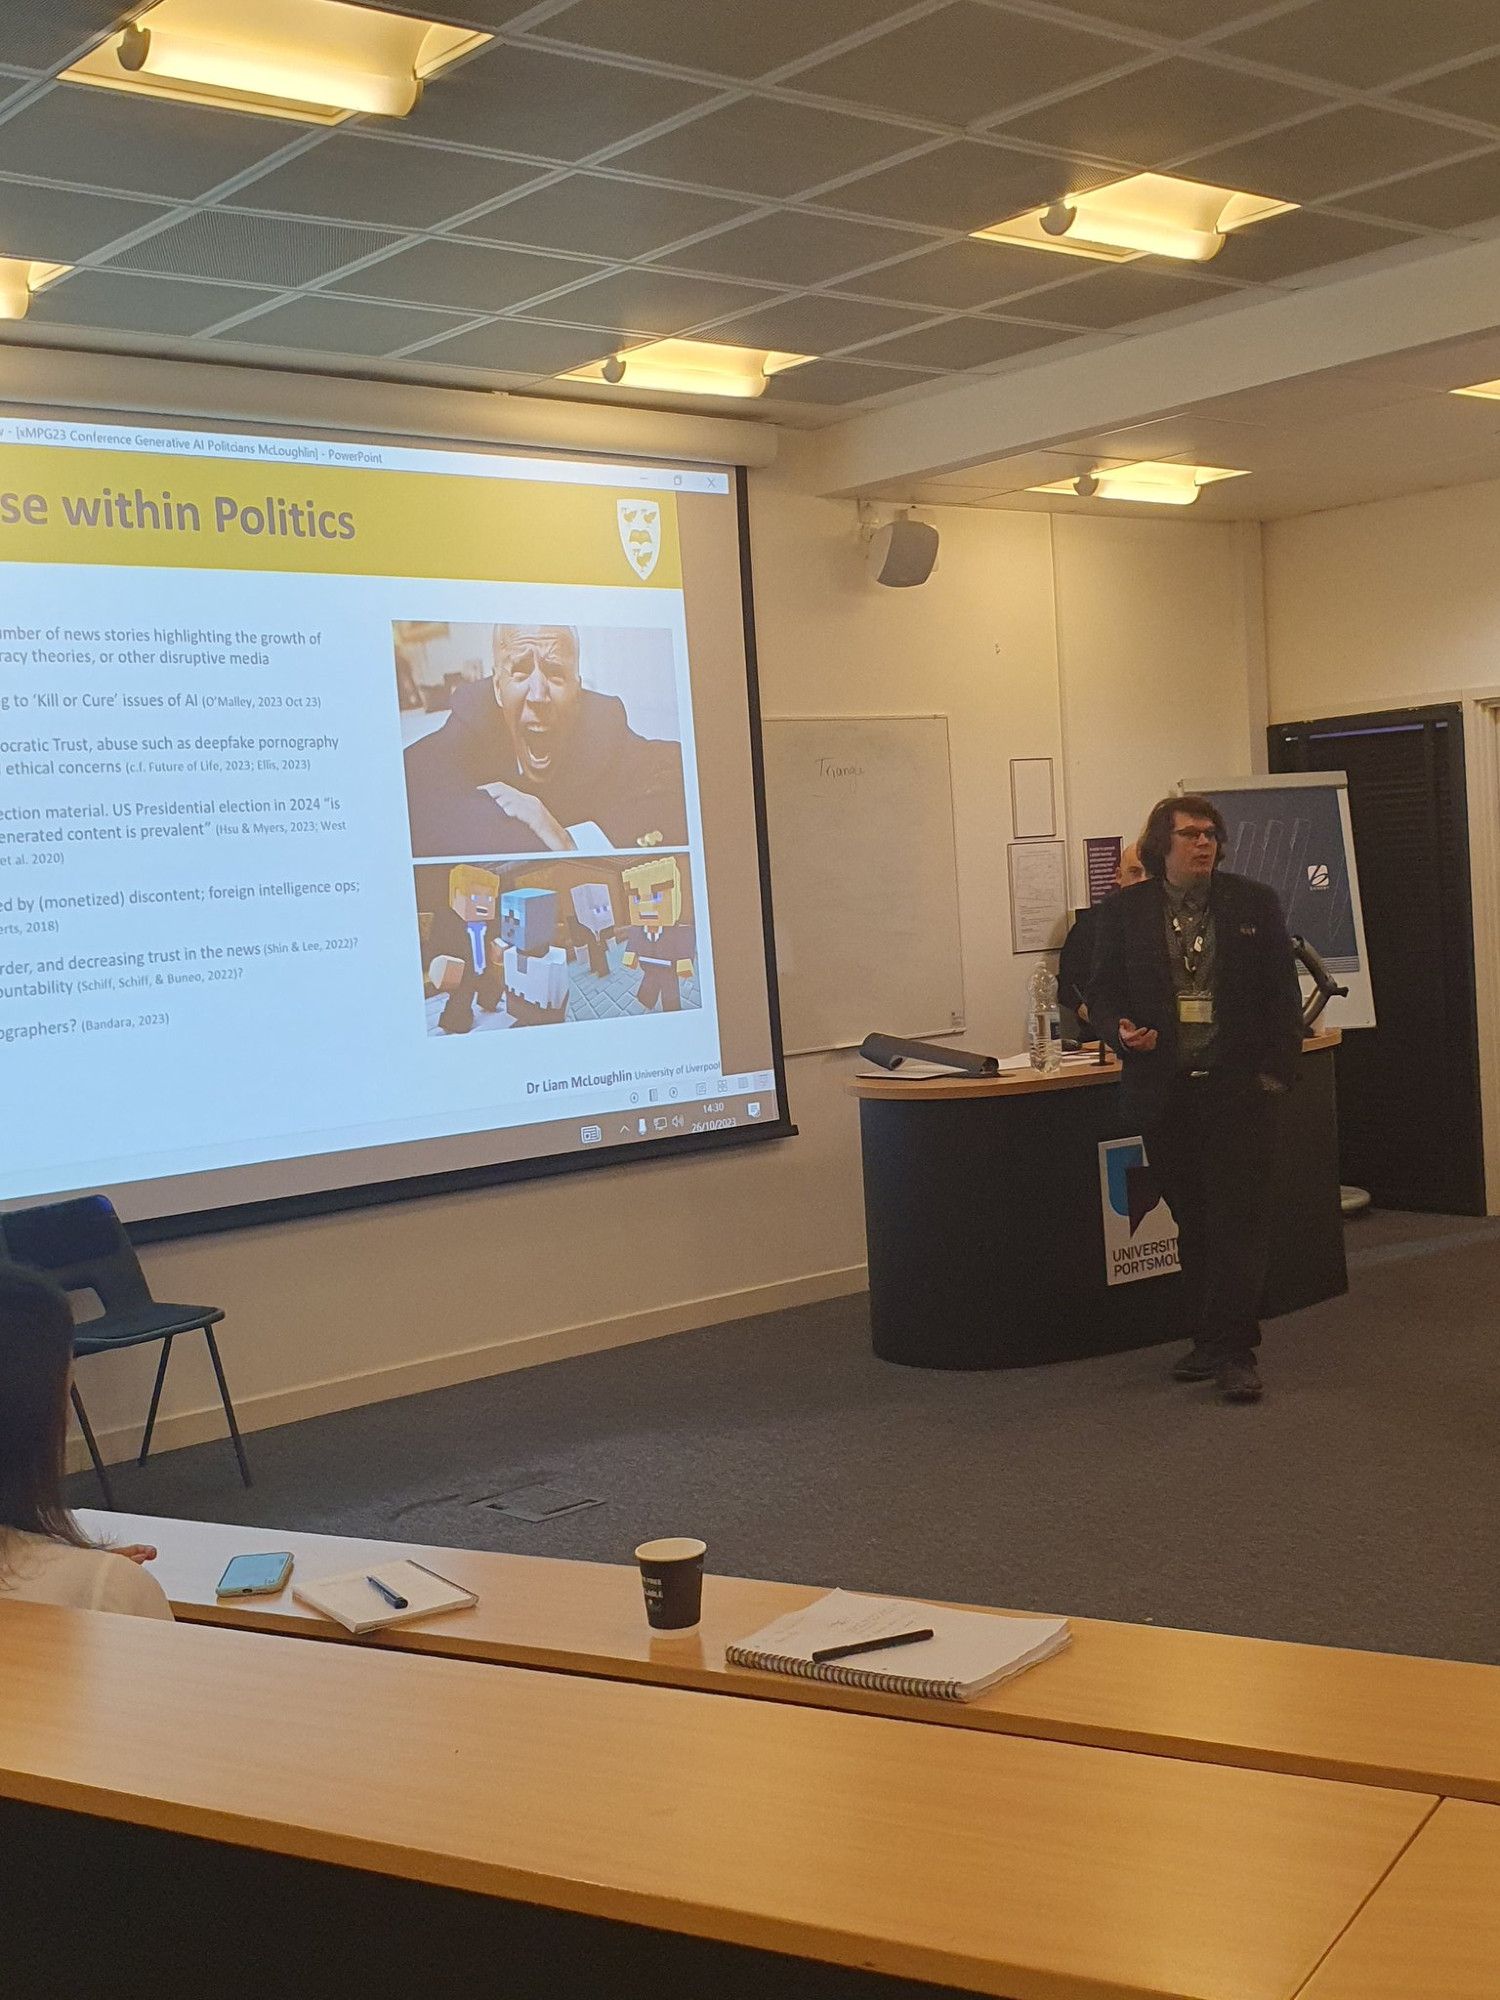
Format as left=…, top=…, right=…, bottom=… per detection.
left=1141, top=1071, right=1284, bottom=1363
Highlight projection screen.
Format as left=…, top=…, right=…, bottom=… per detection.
left=0, top=416, right=788, bottom=1235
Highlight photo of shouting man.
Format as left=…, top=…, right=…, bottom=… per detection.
left=401, top=622, right=689, bottom=857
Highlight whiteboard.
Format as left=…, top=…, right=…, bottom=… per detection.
left=762, top=716, right=965, bottom=1055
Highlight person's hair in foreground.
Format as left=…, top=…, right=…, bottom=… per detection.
left=0, top=1266, right=87, bottom=1563
left=1137, top=793, right=1229, bottom=880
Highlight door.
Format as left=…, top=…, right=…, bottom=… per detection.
left=1269, top=704, right=1484, bottom=1214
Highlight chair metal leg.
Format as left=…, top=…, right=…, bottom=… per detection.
left=70, top=1385, right=116, bottom=1509
left=138, top=1334, right=174, bottom=1467
left=203, top=1326, right=251, bottom=1487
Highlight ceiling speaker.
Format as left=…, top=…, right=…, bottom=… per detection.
left=867, top=515, right=939, bottom=587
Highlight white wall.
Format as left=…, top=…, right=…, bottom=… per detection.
left=1264, top=475, right=1500, bottom=718
left=75, top=462, right=1263, bottom=1465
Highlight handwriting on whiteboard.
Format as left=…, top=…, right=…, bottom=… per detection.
left=816, top=758, right=865, bottom=780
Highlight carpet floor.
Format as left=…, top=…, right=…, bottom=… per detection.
left=70, top=1207, right=1500, bottom=1666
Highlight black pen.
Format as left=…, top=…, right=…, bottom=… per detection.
left=366, top=1574, right=408, bottom=1611
left=812, top=1627, right=934, bottom=1664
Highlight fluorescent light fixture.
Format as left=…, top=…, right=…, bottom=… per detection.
left=558, top=339, right=815, bottom=401
left=62, top=0, right=488, bottom=124
left=0, top=258, right=71, bottom=321
left=974, top=174, right=1297, bottom=265
left=1451, top=378, right=1500, bottom=400
left=1028, top=461, right=1249, bottom=507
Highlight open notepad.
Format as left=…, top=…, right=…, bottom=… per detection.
left=292, top=1559, right=478, bottom=1635
left=726, top=1591, right=1070, bottom=1703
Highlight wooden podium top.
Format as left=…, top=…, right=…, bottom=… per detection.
left=849, top=1032, right=1341, bottom=1102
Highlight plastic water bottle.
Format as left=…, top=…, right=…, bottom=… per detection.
left=1027, top=962, right=1062, bottom=1074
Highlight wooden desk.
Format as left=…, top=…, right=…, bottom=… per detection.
left=0, top=1598, right=1437, bottom=2000
left=1296, top=1800, right=1500, bottom=2000
left=849, top=1036, right=1345, bottom=1367
left=84, top=1510, right=1500, bottom=1807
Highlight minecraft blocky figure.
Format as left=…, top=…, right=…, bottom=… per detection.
left=499, top=886, right=569, bottom=1025
left=621, top=856, right=695, bottom=1013
left=570, top=880, right=617, bottom=977
left=427, top=863, right=504, bottom=1034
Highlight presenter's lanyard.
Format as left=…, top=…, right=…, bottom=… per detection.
left=1169, top=907, right=1210, bottom=988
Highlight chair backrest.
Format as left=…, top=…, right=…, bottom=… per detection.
left=0, top=1196, right=153, bottom=1315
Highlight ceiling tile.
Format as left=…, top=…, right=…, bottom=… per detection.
left=1336, top=148, right=1500, bottom=228
left=0, top=179, right=168, bottom=261
left=106, top=210, right=400, bottom=287
left=207, top=295, right=474, bottom=357
left=5, top=4, right=130, bottom=71
left=789, top=3, right=1141, bottom=127
left=817, top=140, right=1113, bottom=229
left=26, top=269, right=277, bottom=335
left=1216, top=0, right=1500, bottom=90
left=1018, top=263, right=1243, bottom=326
left=228, top=138, right=547, bottom=229
left=1176, top=105, right=1480, bottom=204
left=1212, top=206, right=1420, bottom=282
left=759, top=358, right=942, bottom=404
left=328, top=237, right=605, bottom=312
left=845, top=237, right=1067, bottom=308
left=511, top=266, right=775, bottom=336
left=404, top=318, right=619, bottom=375
left=535, top=0, right=919, bottom=80
left=398, top=41, right=715, bottom=160
left=608, top=97, right=921, bottom=199
left=659, top=209, right=922, bottom=286
left=1039, top=0, right=1280, bottom=27
left=458, top=174, right=749, bottom=258
left=701, top=292, right=931, bottom=353
left=0, top=86, right=300, bottom=198
left=1397, top=54, right=1500, bottom=129
left=858, top=315, right=1072, bottom=368
left=994, top=57, right=1331, bottom=166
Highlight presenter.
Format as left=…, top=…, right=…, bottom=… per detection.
left=404, top=624, right=688, bottom=856
left=1087, top=795, right=1303, bottom=1405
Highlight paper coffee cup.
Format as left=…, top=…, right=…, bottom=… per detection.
left=635, top=1536, right=706, bottom=1630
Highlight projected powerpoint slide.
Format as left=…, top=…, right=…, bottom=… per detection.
left=416, top=852, right=699, bottom=1037
left=396, top=619, right=688, bottom=858
left=0, top=418, right=771, bottom=1216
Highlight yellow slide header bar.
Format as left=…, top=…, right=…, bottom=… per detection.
left=0, top=445, right=682, bottom=589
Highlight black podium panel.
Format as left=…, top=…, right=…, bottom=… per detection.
left=858, top=1048, right=1346, bottom=1370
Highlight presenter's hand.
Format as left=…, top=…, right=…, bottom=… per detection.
left=480, top=781, right=576, bottom=852
left=1119, top=1018, right=1159, bottom=1053
left=114, top=1544, right=158, bottom=1565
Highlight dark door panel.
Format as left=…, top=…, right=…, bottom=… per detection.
left=1269, top=705, right=1484, bottom=1214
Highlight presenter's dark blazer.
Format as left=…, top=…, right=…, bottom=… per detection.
left=1086, top=869, right=1303, bottom=1124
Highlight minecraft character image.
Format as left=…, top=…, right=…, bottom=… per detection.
left=426, top=864, right=505, bottom=1035
left=570, top=880, right=617, bottom=977
left=621, top=856, right=695, bottom=1013
left=499, top=886, right=569, bottom=1026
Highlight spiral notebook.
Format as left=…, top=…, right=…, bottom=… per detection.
left=726, top=1591, right=1070, bottom=1703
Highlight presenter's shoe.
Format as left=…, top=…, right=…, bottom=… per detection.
left=1217, top=1358, right=1264, bottom=1404
left=1170, top=1345, right=1219, bottom=1383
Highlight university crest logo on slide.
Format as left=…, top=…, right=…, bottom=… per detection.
left=618, top=499, right=661, bottom=580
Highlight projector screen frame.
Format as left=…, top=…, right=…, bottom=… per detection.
left=0, top=408, right=795, bottom=1242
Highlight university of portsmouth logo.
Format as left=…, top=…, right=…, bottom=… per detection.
left=618, top=498, right=661, bottom=580
left=1097, top=1137, right=1180, bottom=1287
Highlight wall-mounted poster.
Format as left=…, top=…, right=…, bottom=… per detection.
left=1195, top=772, right=1375, bottom=1031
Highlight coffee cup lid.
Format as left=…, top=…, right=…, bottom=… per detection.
left=635, top=1537, right=706, bottom=1562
